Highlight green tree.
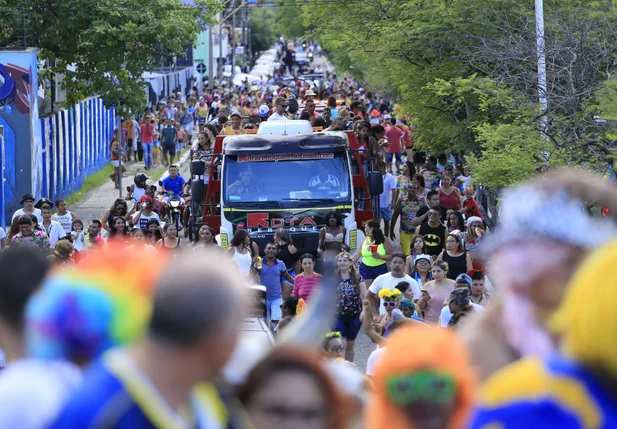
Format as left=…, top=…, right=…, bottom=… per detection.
left=0, top=0, right=221, bottom=115
left=275, top=0, right=308, bottom=39
left=303, top=0, right=617, bottom=188
left=250, top=6, right=276, bottom=58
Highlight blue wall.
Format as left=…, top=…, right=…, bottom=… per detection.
left=40, top=98, right=115, bottom=205
left=0, top=49, right=40, bottom=228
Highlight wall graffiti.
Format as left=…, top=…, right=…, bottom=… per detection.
left=0, top=49, right=39, bottom=226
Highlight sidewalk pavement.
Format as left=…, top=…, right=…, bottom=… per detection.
left=70, top=147, right=192, bottom=224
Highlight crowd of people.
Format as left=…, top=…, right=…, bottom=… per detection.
left=2, top=40, right=617, bottom=428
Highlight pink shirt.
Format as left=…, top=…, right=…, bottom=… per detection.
left=385, top=125, right=404, bottom=154
left=292, top=273, right=323, bottom=301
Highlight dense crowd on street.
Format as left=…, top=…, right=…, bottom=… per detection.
left=1, top=39, right=617, bottom=429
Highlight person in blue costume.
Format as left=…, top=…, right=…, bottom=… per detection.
left=51, top=253, right=249, bottom=429
left=471, top=238, right=617, bottom=429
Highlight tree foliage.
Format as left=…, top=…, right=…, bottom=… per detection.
left=250, top=6, right=276, bottom=57
left=0, top=0, right=221, bottom=115
left=302, top=0, right=617, bottom=190
left=275, top=0, right=309, bottom=39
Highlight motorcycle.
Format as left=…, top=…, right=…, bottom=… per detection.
left=308, top=51, right=314, bottom=63
left=158, top=181, right=184, bottom=232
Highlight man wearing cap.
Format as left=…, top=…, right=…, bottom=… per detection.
left=257, top=104, right=270, bottom=121
left=221, top=112, right=246, bottom=135
left=439, top=274, right=485, bottom=327
left=268, top=97, right=288, bottom=121
left=39, top=201, right=67, bottom=247
left=459, top=169, right=617, bottom=381
left=11, top=194, right=43, bottom=224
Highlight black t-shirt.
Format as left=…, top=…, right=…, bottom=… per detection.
left=418, top=222, right=446, bottom=256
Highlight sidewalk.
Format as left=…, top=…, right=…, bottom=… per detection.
left=70, top=148, right=192, bottom=224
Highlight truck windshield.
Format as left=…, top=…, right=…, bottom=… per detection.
left=223, top=152, right=352, bottom=206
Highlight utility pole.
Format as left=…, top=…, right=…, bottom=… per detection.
left=231, top=0, right=237, bottom=86
left=535, top=0, right=548, bottom=134
left=248, top=6, right=252, bottom=68
left=218, top=10, right=223, bottom=87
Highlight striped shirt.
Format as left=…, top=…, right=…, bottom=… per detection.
left=292, top=273, right=323, bottom=301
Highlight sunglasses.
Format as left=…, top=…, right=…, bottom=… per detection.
left=386, top=371, right=456, bottom=405
left=384, top=301, right=398, bottom=307
left=428, top=212, right=439, bottom=217
left=417, top=259, right=430, bottom=265
left=330, top=345, right=345, bottom=352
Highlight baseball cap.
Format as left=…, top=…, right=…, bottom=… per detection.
left=449, top=288, right=470, bottom=305
left=455, top=273, right=472, bottom=285
left=414, top=254, right=431, bottom=264
left=258, top=105, right=270, bottom=118
left=230, top=112, right=241, bottom=119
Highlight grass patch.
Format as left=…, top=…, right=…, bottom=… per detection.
left=64, top=164, right=115, bottom=207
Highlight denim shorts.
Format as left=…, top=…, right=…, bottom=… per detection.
left=380, top=206, right=393, bottom=221
left=386, top=152, right=403, bottom=162
left=359, top=261, right=389, bottom=280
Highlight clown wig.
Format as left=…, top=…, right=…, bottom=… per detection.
left=367, top=324, right=477, bottom=429
left=25, top=242, right=170, bottom=363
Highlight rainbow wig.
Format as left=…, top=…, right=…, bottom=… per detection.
left=26, top=242, right=169, bottom=363
left=367, top=324, right=477, bottom=429
left=551, top=238, right=617, bottom=378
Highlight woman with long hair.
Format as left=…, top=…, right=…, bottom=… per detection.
left=447, top=211, right=465, bottom=233
left=227, top=229, right=259, bottom=281
left=101, top=198, right=130, bottom=233
left=292, top=253, right=323, bottom=301
left=275, top=228, right=299, bottom=280
left=407, top=254, right=433, bottom=287
left=156, top=223, right=182, bottom=253
left=393, top=160, right=416, bottom=203
left=352, top=219, right=392, bottom=288
left=108, top=216, right=129, bottom=243
left=405, top=235, right=426, bottom=270
left=439, top=173, right=463, bottom=211
left=147, top=218, right=163, bottom=243
left=412, top=173, right=426, bottom=197
left=436, top=233, right=473, bottom=280
left=193, top=224, right=218, bottom=251
left=318, top=211, right=347, bottom=259
left=238, top=348, right=350, bottom=429
left=334, top=252, right=366, bottom=363
left=417, top=260, right=456, bottom=324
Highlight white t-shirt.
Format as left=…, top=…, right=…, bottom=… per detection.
left=439, top=302, right=485, bottom=327
left=369, top=273, right=421, bottom=314
left=40, top=221, right=66, bottom=246
left=379, top=173, right=396, bottom=207
left=132, top=212, right=161, bottom=231
left=366, top=347, right=388, bottom=376
left=12, top=209, right=43, bottom=224
left=267, top=112, right=286, bottom=121
left=0, top=359, right=82, bottom=429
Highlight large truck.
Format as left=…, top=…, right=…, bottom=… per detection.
left=190, top=120, right=382, bottom=254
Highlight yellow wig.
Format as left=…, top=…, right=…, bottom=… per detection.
left=551, top=238, right=617, bottom=378
left=367, top=324, right=477, bottom=429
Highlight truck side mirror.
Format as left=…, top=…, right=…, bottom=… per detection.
left=368, top=172, right=383, bottom=195
left=190, top=159, right=205, bottom=176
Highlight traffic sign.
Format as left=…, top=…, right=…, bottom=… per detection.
left=197, top=63, right=207, bottom=74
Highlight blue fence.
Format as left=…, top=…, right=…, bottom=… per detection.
left=40, top=98, right=116, bottom=203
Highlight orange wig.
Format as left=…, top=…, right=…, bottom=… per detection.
left=366, top=324, right=477, bottom=429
